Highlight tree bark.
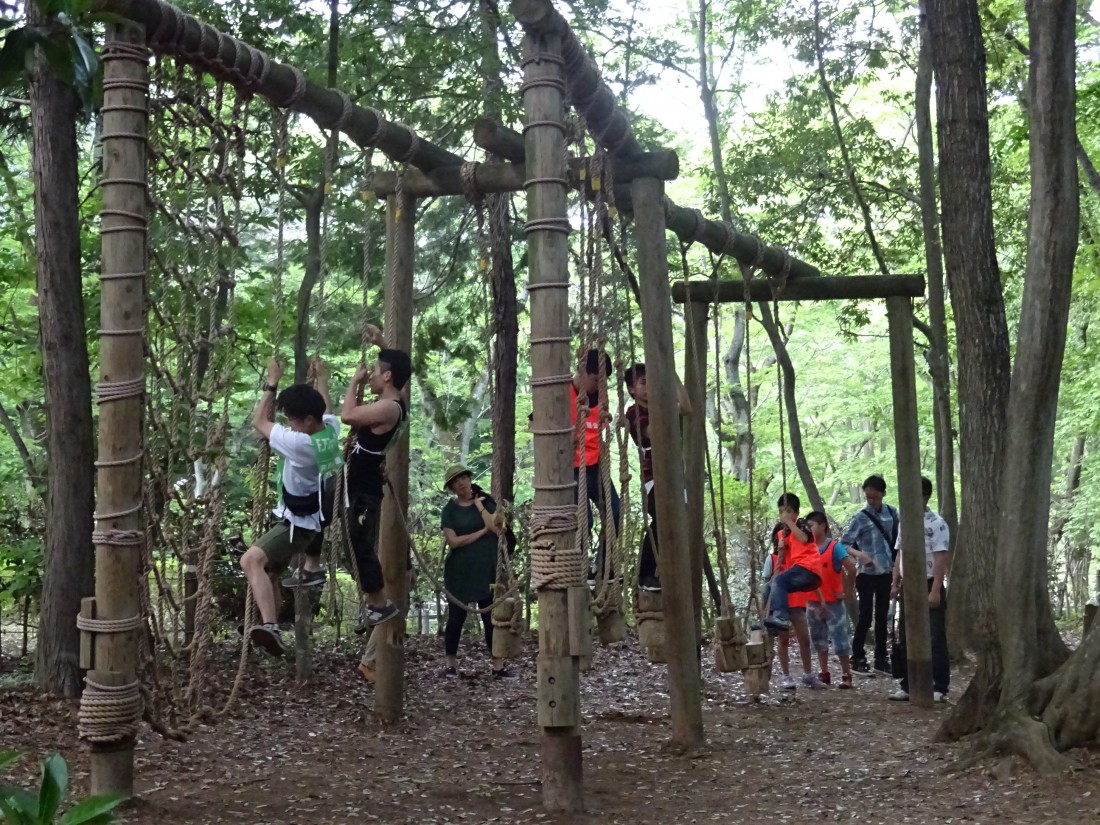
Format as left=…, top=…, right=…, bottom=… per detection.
left=30, top=0, right=96, bottom=699
left=925, top=0, right=1012, bottom=733
left=293, top=189, right=323, bottom=383
left=984, top=0, right=1077, bottom=771
left=915, top=6, right=958, bottom=557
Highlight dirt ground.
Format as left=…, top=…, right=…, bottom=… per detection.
left=3, top=634, right=1099, bottom=824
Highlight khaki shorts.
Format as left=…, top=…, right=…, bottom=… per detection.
left=255, top=521, right=324, bottom=568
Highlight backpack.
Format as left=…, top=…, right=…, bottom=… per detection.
left=277, top=422, right=343, bottom=528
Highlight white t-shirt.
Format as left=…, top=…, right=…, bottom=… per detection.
left=895, top=507, right=950, bottom=579
left=269, top=413, right=340, bottom=532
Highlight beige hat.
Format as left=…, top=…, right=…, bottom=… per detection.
left=442, top=464, right=472, bottom=491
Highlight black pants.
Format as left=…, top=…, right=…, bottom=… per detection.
left=852, top=572, right=893, bottom=664
left=346, top=493, right=385, bottom=594
left=638, top=487, right=658, bottom=581
left=443, top=597, right=493, bottom=657
left=898, top=581, right=950, bottom=694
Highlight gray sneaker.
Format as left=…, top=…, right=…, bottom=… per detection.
left=802, top=673, right=828, bottom=690
left=281, top=567, right=326, bottom=589
left=355, top=602, right=400, bottom=634
left=249, top=623, right=286, bottom=657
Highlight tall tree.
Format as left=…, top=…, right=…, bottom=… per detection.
left=923, top=0, right=1012, bottom=726
left=28, top=0, right=95, bottom=698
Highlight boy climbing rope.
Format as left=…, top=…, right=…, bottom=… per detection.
left=340, top=325, right=411, bottom=635
left=804, top=511, right=871, bottom=689
left=623, top=362, right=692, bottom=593
left=572, top=348, right=620, bottom=582
left=240, top=356, right=340, bottom=657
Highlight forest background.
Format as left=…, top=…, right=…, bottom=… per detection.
left=0, top=0, right=1097, bottom=711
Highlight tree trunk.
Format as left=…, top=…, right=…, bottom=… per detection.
left=30, top=0, right=96, bottom=699
left=925, top=0, right=1012, bottom=735
left=915, top=6, right=958, bottom=554
left=755, top=301, right=824, bottom=513
left=294, top=189, right=323, bottom=383
left=982, top=0, right=1077, bottom=772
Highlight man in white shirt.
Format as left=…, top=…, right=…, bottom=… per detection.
left=240, top=357, right=340, bottom=657
left=889, top=476, right=951, bottom=702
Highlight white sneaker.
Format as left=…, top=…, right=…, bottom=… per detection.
left=802, top=674, right=828, bottom=690
left=889, top=689, right=910, bottom=701
left=779, top=675, right=797, bottom=690
left=933, top=691, right=947, bottom=703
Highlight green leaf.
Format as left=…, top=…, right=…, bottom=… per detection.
left=0, top=787, right=39, bottom=822
left=57, top=793, right=125, bottom=825
left=0, top=750, right=22, bottom=773
left=38, top=754, right=68, bottom=824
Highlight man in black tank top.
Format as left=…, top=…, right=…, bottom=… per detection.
left=340, top=330, right=412, bottom=633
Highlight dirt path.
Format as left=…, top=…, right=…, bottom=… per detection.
left=3, top=636, right=1098, bottom=824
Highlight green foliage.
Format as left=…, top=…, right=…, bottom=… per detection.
left=0, top=752, right=123, bottom=825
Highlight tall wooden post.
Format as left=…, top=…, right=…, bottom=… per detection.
left=375, top=189, right=414, bottom=722
left=684, top=300, right=709, bottom=640
left=82, top=24, right=148, bottom=796
left=887, top=295, right=933, bottom=708
left=522, top=34, right=584, bottom=812
left=632, top=177, right=705, bottom=748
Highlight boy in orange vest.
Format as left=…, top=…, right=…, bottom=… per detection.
left=764, top=493, right=826, bottom=690
left=804, top=511, right=871, bottom=688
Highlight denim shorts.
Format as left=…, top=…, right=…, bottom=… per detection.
left=808, top=600, right=851, bottom=656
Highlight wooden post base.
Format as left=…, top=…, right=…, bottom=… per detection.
left=541, top=731, right=583, bottom=812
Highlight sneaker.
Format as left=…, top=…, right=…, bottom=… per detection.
left=639, top=576, right=662, bottom=593
left=818, top=671, right=832, bottom=686
left=873, top=658, right=891, bottom=675
left=839, top=672, right=853, bottom=689
left=933, top=691, right=947, bottom=703
left=852, top=659, right=874, bottom=677
left=281, top=567, right=326, bottom=589
left=249, top=623, right=286, bottom=657
left=355, top=602, right=400, bottom=634
left=492, top=668, right=516, bottom=680
left=779, top=674, right=797, bottom=690
left=441, top=666, right=458, bottom=678
left=764, top=616, right=792, bottom=633
left=802, top=673, right=828, bottom=690
left=357, top=662, right=376, bottom=684
left=889, top=689, right=910, bottom=701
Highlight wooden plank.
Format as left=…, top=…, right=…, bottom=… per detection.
left=79, top=597, right=96, bottom=671
left=887, top=296, right=934, bottom=709
left=367, top=151, right=679, bottom=196
left=632, top=176, right=704, bottom=750
left=566, top=585, right=592, bottom=660
left=91, top=0, right=464, bottom=171
left=673, top=275, right=925, bottom=304
left=374, top=190, right=415, bottom=723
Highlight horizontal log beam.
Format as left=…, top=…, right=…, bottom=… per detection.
left=92, top=0, right=465, bottom=172
left=475, top=117, right=820, bottom=280
left=369, top=151, right=679, bottom=196
left=671, top=275, right=926, bottom=304
left=510, top=0, right=644, bottom=158
left=474, top=118, right=526, bottom=164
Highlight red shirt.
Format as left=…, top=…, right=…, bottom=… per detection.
left=570, top=384, right=602, bottom=468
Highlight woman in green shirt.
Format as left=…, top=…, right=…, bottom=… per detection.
left=440, top=464, right=513, bottom=679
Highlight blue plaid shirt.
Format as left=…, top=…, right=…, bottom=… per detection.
left=840, top=504, right=899, bottom=575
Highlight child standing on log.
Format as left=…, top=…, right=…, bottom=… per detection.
left=573, top=348, right=620, bottom=582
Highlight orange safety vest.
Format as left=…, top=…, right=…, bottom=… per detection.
left=813, top=540, right=845, bottom=603
left=569, top=384, right=602, bottom=468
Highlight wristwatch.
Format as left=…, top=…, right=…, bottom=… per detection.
left=263, top=383, right=278, bottom=393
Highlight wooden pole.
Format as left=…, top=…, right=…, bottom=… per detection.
left=673, top=275, right=925, bottom=304
left=91, top=0, right=464, bottom=171
left=511, top=0, right=642, bottom=157
left=632, top=176, right=705, bottom=748
left=375, top=190, right=415, bottom=722
left=522, top=32, right=583, bottom=812
left=83, top=24, right=148, bottom=796
left=684, top=300, right=709, bottom=644
left=366, top=151, right=679, bottom=197
left=886, top=295, right=933, bottom=709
